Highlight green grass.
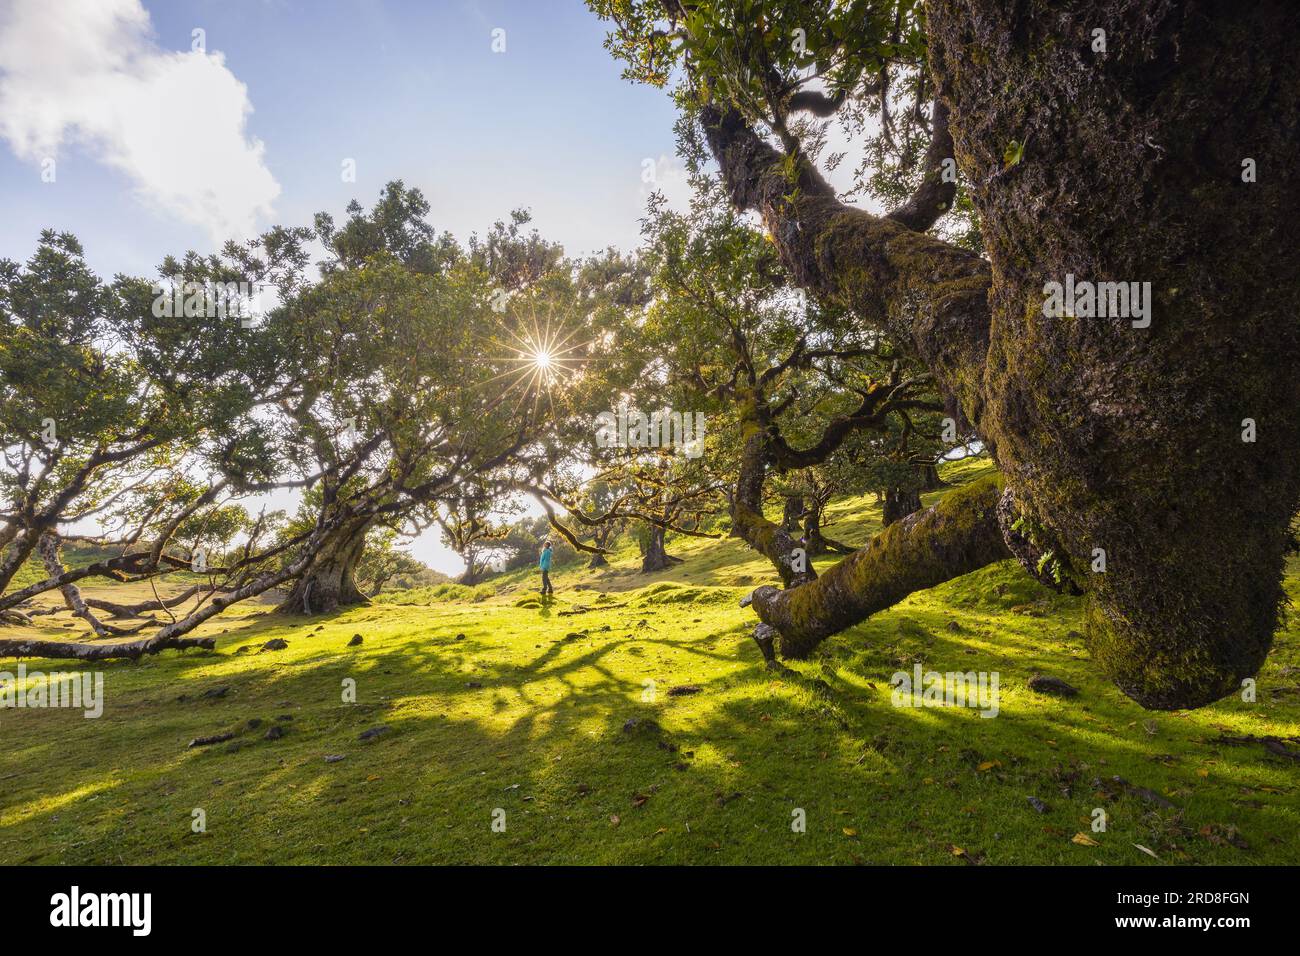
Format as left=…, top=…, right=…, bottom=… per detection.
left=2, top=458, right=1298, bottom=865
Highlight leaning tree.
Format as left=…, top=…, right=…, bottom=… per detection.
left=592, top=0, right=1300, bottom=709
left=0, top=226, right=313, bottom=642
left=632, top=181, right=945, bottom=586
left=266, top=185, right=601, bottom=614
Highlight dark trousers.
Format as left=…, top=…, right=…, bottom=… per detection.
left=540, top=570, right=553, bottom=594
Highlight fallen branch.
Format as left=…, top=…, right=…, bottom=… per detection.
left=1213, top=734, right=1300, bottom=762
left=558, top=602, right=628, bottom=616
left=0, top=633, right=215, bottom=661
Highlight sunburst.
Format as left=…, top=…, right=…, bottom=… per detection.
left=472, top=297, right=595, bottom=421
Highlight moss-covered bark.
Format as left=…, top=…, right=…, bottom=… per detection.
left=278, top=517, right=372, bottom=615
left=749, top=473, right=1010, bottom=658
left=927, top=0, right=1300, bottom=708
left=730, top=412, right=815, bottom=587
left=706, top=0, right=1300, bottom=709
left=640, top=524, right=682, bottom=572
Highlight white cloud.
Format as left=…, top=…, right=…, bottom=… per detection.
left=0, top=0, right=278, bottom=244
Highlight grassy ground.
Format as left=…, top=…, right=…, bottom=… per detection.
left=2, top=459, right=1297, bottom=865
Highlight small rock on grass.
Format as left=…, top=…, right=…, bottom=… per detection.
left=261, top=638, right=289, bottom=652
left=622, top=717, right=661, bottom=735
left=324, top=754, right=347, bottom=763
left=348, top=634, right=363, bottom=646
left=1028, top=673, right=1078, bottom=697
left=1027, top=796, right=1050, bottom=814
left=188, top=732, right=235, bottom=748
left=667, top=684, right=702, bottom=696
left=263, top=725, right=286, bottom=741
left=359, top=725, right=391, bottom=741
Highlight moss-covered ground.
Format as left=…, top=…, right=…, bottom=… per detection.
left=2, top=459, right=1297, bottom=864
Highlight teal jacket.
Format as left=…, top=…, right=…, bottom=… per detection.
left=539, top=547, right=553, bottom=571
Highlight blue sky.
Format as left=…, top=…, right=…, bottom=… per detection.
left=0, top=0, right=685, bottom=280
left=0, top=0, right=690, bottom=574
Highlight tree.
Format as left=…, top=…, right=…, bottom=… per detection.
left=622, top=181, right=942, bottom=588
left=0, top=186, right=579, bottom=649
left=261, top=185, right=575, bottom=614
left=437, top=489, right=515, bottom=585
left=0, top=226, right=311, bottom=642
left=590, top=0, right=1300, bottom=709
left=354, top=528, right=428, bottom=596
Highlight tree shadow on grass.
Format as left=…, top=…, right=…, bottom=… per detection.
left=2, top=561, right=1297, bottom=865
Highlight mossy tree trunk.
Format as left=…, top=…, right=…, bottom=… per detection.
left=278, top=517, right=372, bottom=615
left=882, top=486, right=923, bottom=528
left=587, top=523, right=614, bottom=568
left=750, top=475, right=1010, bottom=659
left=926, top=0, right=1300, bottom=708
left=640, top=524, right=682, bottom=572
left=729, top=426, right=815, bottom=587
left=707, top=0, right=1300, bottom=709
left=781, top=495, right=804, bottom=533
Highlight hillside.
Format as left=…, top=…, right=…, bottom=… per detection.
left=2, top=458, right=1297, bottom=865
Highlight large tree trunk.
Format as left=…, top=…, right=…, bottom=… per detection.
left=640, top=525, right=682, bottom=572
left=729, top=422, right=816, bottom=586
left=0, top=633, right=215, bottom=661
left=882, top=487, right=923, bottom=528
left=925, top=0, right=1300, bottom=708
left=704, top=0, right=1300, bottom=709
left=277, top=518, right=372, bottom=615
left=459, top=549, right=484, bottom=585
left=780, top=495, right=804, bottom=533
left=587, top=524, right=613, bottom=568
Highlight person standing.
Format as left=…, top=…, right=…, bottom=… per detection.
left=538, top=539, right=554, bottom=596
